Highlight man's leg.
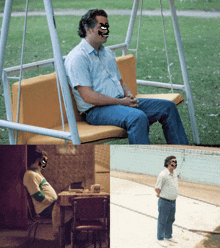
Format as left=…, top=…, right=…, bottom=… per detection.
left=165, top=202, right=176, bottom=239
left=157, top=198, right=171, bottom=240
left=86, top=105, right=150, bottom=144
left=52, top=202, right=73, bottom=244
left=39, top=201, right=55, bottom=218
left=137, top=98, right=189, bottom=144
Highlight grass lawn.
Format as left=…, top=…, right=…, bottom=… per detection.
left=0, top=0, right=220, bottom=12
left=0, top=12, right=219, bottom=145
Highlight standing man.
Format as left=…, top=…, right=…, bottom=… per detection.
left=155, top=156, right=178, bottom=247
left=64, top=9, right=189, bottom=145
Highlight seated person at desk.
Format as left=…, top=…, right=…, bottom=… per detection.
left=64, top=9, right=189, bottom=145
left=23, top=148, right=72, bottom=244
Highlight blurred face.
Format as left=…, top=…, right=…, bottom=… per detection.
left=168, top=158, right=177, bottom=171
left=86, top=16, right=109, bottom=47
left=38, top=156, right=48, bottom=170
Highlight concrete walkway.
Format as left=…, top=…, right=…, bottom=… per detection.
left=110, top=175, right=220, bottom=248
left=0, top=9, right=220, bottom=18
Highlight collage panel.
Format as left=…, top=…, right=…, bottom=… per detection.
left=0, top=145, right=110, bottom=248
left=0, top=1, right=220, bottom=248
left=110, top=145, right=220, bottom=248
left=1, top=144, right=220, bottom=248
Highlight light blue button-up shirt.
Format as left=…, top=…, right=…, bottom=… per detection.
left=64, top=38, right=124, bottom=112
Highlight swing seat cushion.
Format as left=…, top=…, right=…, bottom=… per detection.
left=12, top=54, right=183, bottom=144
left=27, top=122, right=127, bottom=144
left=135, top=93, right=183, bottom=106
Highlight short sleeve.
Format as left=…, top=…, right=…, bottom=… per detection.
left=107, top=48, right=122, bottom=81
left=65, top=52, right=92, bottom=89
left=23, top=171, right=41, bottom=195
left=155, top=172, right=164, bottom=190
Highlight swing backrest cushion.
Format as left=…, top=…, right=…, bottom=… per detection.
left=11, top=54, right=137, bottom=144
left=116, top=54, right=137, bottom=95
left=12, top=73, right=81, bottom=144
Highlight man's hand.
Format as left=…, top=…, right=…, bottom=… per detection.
left=155, top=188, right=161, bottom=198
left=120, top=95, right=139, bottom=108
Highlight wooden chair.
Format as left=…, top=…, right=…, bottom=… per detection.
left=71, top=196, right=110, bottom=248
left=25, top=188, right=52, bottom=241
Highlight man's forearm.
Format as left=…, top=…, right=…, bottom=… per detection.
left=119, top=79, right=134, bottom=97
left=76, top=86, right=138, bottom=107
left=81, top=90, right=123, bottom=106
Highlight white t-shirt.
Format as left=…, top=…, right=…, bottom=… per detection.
left=23, top=170, right=57, bottom=214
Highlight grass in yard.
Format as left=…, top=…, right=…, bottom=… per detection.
left=0, top=14, right=219, bottom=145
left=0, top=0, right=220, bottom=12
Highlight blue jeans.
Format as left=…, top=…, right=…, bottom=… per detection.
left=86, top=98, right=189, bottom=144
left=157, top=198, right=176, bottom=240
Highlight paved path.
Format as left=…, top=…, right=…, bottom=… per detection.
left=0, top=9, right=220, bottom=18
left=110, top=175, right=220, bottom=248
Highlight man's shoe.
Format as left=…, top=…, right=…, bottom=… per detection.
left=165, top=237, right=178, bottom=243
left=157, top=239, right=168, bottom=247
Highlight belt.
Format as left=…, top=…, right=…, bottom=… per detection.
left=160, top=197, right=176, bottom=203
left=81, top=106, right=96, bottom=119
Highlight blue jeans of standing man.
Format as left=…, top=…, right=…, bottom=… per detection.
left=157, top=198, right=176, bottom=240
left=86, top=98, right=189, bottom=144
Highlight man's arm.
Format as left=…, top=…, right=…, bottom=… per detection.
left=24, top=173, right=55, bottom=204
left=76, top=86, right=138, bottom=108
left=119, top=79, right=139, bottom=104
left=155, top=188, right=161, bottom=198
left=119, top=79, right=134, bottom=98
left=155, top=172, right=164, bottom=198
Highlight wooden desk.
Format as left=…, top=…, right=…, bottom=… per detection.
left=58, top=191, right=110, bottom=248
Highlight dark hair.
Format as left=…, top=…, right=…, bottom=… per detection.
left=78, top=9, right=108, bottom=38
left=27, top=146, right=46, bottom=168
left=164, top=156, right=176, bottom=168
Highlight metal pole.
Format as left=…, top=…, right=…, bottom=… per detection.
left=137, top=79, right=185, bottom=90
left=15, top=0, right=29, bottom=143
left=0, top=120, right=72, bottom=141
left=43, top=0, right=80, bottom=144
left=169, top=0, right=200, bottom=144
left=0, top=0, right=14, bottom=144
left=2, top=71, right=15, bottom=144
left=0, top=0, right=13, bottom=81
left=124, top=0, right=140, bottom=55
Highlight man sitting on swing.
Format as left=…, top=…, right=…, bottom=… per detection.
left=65, top=9, right=189, bottom=145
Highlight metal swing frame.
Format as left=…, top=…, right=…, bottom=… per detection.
left=0, top=0, right=200, bottom=145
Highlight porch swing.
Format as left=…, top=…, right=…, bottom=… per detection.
left=0, top=0, right=200, bottom=145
